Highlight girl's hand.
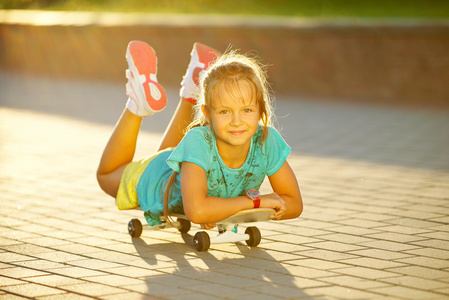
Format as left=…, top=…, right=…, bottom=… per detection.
left=200, top=223, right=216, bottom=230
left=261, top=193, right=286, bottom=220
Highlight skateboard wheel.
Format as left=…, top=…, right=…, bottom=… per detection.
left=193, top=231, right=210, bottom=252
left=128, top=219, right=143, bottom=238
left=177, top=218, right=191, bottom=233
left=245, top=226, right=261, bottom=247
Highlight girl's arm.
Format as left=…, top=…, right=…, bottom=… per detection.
left=267, top=160, right=303, bottom=220
left=180, top=161, right=251, bottom=224
left=180, top=161, right=297, bottom=224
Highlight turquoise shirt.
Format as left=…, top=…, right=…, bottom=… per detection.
left=137, top=125, right=291, bottom=226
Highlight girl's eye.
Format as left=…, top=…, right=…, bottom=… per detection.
left=243, top=108, right=253, bottom=113
left=219, top=110, right=229, bottom=114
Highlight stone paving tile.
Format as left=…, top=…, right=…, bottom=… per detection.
left=101, top=265, right=163, bottom=278
left=364, top=232, right=429, bottom=243
left=0, top=252, right=36, bottom=263
left=319, top=275, right=390, bottom=290
left=376, top=225, right=433, bottom=235
left=385, top=218, right=444, bottom=229
left=86, top=274, right=145, bottom=286
left=297, top=249, right=360, bottom=261
left=67, top=258, right=125, bottom=270
left=395, top=256, right=449, bottom=269
left=165, top=293, right=217, bottom=300
left=21, top=237, right=72, bottom=248
left=10, top=260, right=69, bottom=271
left=357, top=240, right=421, bottom=252
left=68, top=236, right=122, bottom=247
left=0, top=283, right=66, bottom=298
left=196, top=273, right=264, bottom=287
left=127, top=282, right=188, bottom=297
left=1, top=244, right=55, bottom=256
left=49, top=243, right=108, bottom=255
left=326, top=225, right=380, bottom=236
left=333, top=218, right=389, bottom=229
left=404, top=247, right=449, bottom=260
left=269, top=275, right=329, bottom=289
left=435, top=288, right=449, bottom=296
left=338, top=257, right=406, bottom=270
left=146, top=274, right=210, bottom=288
left=2, top=72, right=449, bottom=299
left=281, top=265, right=338, bottom=279
left=370, top=286, right=445, bottom=299
left=303, top=241, right=366, bottom=253
left=30, top=252, right=89, bottom=263
left=257, top=240, right=314, bottom=252
left=0, top=277, right=28, bottom=287
left=1, top=267, right=49, bottom=279
left=0, top=229, right=41, bottom=242
left=411, top=239, right=449, bottom=251
left=314, top=233, right=376, bottom=244
left=48, top=266, right=107, bottom=278
left=230, top=295, right=285, bottom=300
left=103, top=293, right=162, bottom=300
left=186, top=282, right=257, bottom=298
left=25, top=274, right=87, bottom=287
left=304, top=285, right=382, bottom=300
left=247, top=283, right=311, bottom=299
left=214, top=265, right=286, bottom=280
left=419, top=230, right=449, bottom=241
left=380, top=276, right=449, bottom=291
left=62, top=282, right=128, bottom=297
left=387, top=266, right=449, bottom=280
left=243, top=249, right=306, bottom=262
left=283, top=258, right=348, bottom=270
left=333, top=267, right=399, bottom=280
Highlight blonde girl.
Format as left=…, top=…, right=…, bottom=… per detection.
left=97, top=41, right=303, bottom=230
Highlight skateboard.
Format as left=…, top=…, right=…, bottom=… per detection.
left=127, top=208, right=276, bottom=252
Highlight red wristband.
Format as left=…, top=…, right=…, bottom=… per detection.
left=246, top=189, right=261, bottom=208
left=253, top=198, right=260, bottom=208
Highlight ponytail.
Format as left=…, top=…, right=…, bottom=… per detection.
left=162, top=171, right=181, bottom=229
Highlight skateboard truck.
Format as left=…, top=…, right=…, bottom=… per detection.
left=128, top=208, right=275, bottom=252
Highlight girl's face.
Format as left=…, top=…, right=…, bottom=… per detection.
left=202, top=79, right=260, bottom=154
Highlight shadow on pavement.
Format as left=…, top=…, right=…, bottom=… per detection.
left=132, top=234, right=311, bottom=299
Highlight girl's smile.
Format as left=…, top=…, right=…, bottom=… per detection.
left=229, top=130, right=245, bottom=135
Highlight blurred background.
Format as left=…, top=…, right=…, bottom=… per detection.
left=1, top=0, right=448, bottom=109
left=2, top=0, right=449, bottom=17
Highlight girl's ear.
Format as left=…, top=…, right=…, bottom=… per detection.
left=201, top=105, right=210, bottom=122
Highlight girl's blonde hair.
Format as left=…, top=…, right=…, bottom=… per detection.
left=190, top=49, right=274, bottom=144
left=163, top=49, right=275, bottom=228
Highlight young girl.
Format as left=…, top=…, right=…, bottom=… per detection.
left=97, top=41, right=303, bottom=230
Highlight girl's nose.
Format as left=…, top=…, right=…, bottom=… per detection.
left=230, top=113, right=243, bottom=126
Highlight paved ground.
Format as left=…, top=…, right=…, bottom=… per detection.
left=1, top=71, right=449, bottom=299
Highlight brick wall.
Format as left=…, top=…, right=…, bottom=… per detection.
left=1, top=11, right=448, bottom=108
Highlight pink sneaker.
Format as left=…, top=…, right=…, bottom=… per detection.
left=180, top=42, right=220, bottom=104
left=125, top=41, right=167, bottom=117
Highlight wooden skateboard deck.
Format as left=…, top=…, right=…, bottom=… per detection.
left=170, top=208, right=275, bottom=225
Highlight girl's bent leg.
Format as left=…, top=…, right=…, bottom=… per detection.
left=156, top=43, right=219, bottom=151
left=158, top=98, right=195, bottom=151
left=97, top=109, right=142, bottom=197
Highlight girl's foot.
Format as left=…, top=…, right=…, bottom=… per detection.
left=125, top=41, right=167, bottom=117
left=180, top=42, right=220, bottom=104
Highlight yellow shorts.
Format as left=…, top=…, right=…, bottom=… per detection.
left=116, top=155, right=156, bottom=210
left=116, top=148, right=174, bottom=210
